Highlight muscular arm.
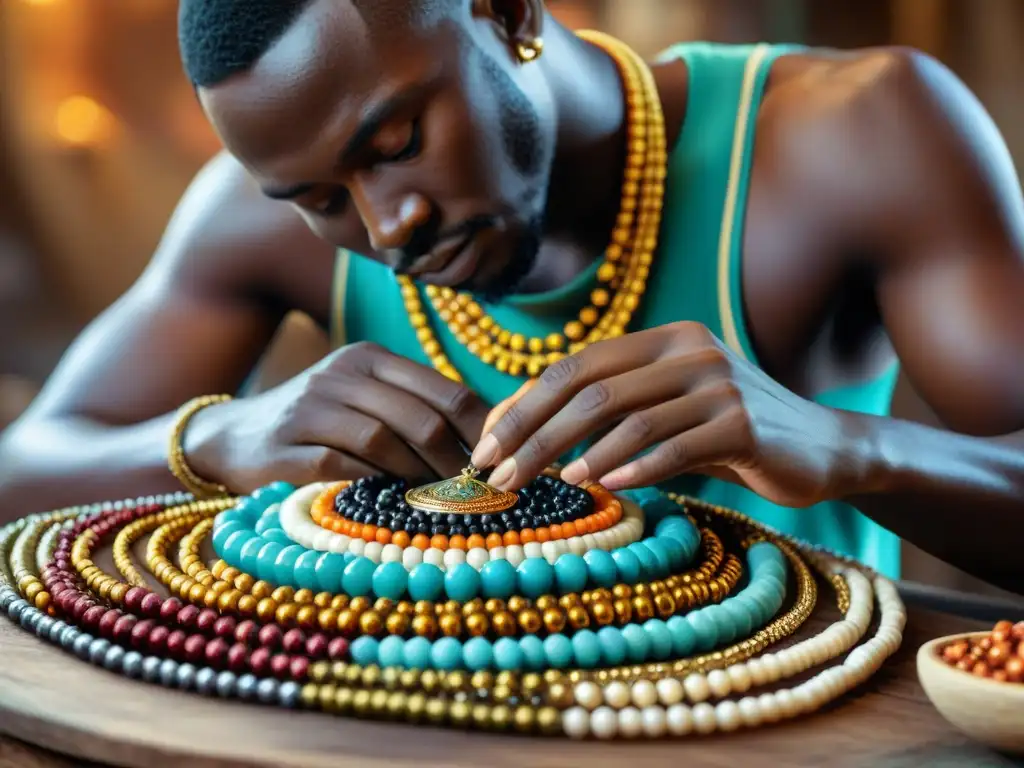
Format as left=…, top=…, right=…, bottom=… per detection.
left=817, top=51, right=1024, bottom=591
left=0, top=153, right=334, bottom=516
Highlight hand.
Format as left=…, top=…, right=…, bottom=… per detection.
left=187, top=342, right=490, bottom=492
left=471, top=322, right=869, bottom=508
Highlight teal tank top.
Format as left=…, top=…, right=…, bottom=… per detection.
left=330, top=42, right=902, bottom=579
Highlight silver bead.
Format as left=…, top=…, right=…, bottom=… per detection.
left=176, top=663, right=197, bottom=690
left=142, top=656, right=162, bottom=683
left=35, top=616, right=54, bottom=638
left=73, top=634, right=94, bottom=659
left=0, top=589, right=14, bottom=611
left=123, top=651, right=144, bottom=679
left=215, top=671, right=237, bottom=698
left=236, top=673, right=259, bottom=701
left=88, top=638, right=111, bottom=665
left=8, top=598, right=28, bottom=620
left=60, top=626, right=78, bottom=648
left=195, top=668, right=217, bottom=696
left=256, top=678, right=278, bottom=704
left=48, top=620, right=66, bottom=643
left=279, top=681, right=301, bottom=709
left=19, top=608, right=37, bottom=630
left=159, top=658, right=178, bottom=687
left=103, top=645, right=126, bottom=671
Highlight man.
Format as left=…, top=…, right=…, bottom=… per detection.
left=0, top=0, right=1021, bottom=591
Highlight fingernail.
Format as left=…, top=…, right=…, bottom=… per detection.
left=598, top=469, right=628, bottom=490
left=472, top=433, right=499, bottom=468
left=560, top=459, right=590, bottom=486
left=488, top=457, right=516, bottom=489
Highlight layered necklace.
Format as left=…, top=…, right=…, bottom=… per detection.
left=398, top=30, right=667, bottom=382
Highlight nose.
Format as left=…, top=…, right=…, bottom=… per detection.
left=350, top=180, right=433, bottom=253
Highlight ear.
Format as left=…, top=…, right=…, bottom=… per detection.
left=471, top=0, right=544, bottom=54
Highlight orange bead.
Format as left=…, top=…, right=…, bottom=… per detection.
left=502, top=531, right=520, bottom=546
left=535, top=528, right=551, bottom=543
left=431, top=534, right=449, bottom=550
left=392, top=531, right=410, bottom=548
left=375, top=528, right=392, bottom=545
left=331, top=519, right=345, bottom=534
left=562, top=522, right=579, bottom=538
left=362, top=525, right=378, bottom=543
left=519, top=529, right=537, bottom=544
left=412, top=534, right=431, bottom=550
left=485, top=533, right=503, bottom=548
left=466, top=534, right=486, bottom=550
left=548, top=525, right=563, bottom=541
left=449, top=535, right=468, bottom=551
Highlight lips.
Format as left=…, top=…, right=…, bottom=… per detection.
left=418, top=235, right=481, bottom=286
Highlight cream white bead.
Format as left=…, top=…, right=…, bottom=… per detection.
left=641, top=706, right=667, bottom=737
left=590, top=706, right=618, bottom=740
left=617, top=707, right=644, bottom=739
left=380, top=544, right=403, bottom=564
left=363, top=541, right=383, bottom=562
left=423, top=548, right=445, bottom=568
left=311, top=529, right=335, bottom=551
left=727, top=664, right=752, bottom=694
left=466, top=548, right=490, bottom=570
left=655, top=677, right=684, bottom=706
left=745, top=657, right=767, bottom=686
left=604, top=681, right=631, bottom=709
left=758, top=653, right=782, bottom=683
left=442, top=548, right=466, bottom=568
left=501, top=546, right=524, bottom=568
left=488, top=546, right=506, bottom=562
left=541, top=541, right=560, bottom=564
left=523, top=542, right=543, bottom=560
left=630, top=679, right=658, bottom=709
left=568, top=536, right=587, bottom=556
left=348, top=539, right=366, bottom=557
left=563, top=707, right=590, bottom=740
left=581, top=533, right=598, bottom=551
left=594, top=530, right=611, bottom=550
left=714, top=700, right=742, bottom=732
left=665, top=704, right=694, bottom=736
left=574, top=681, right=603, bottom=711
left=707, top=669, right=731, bottom=699
left=774, top=689, right=798, bottom=719
left=683, top=673, right=710, bottom=703
left=327, top=537, right=349, bottom=554
left=737, top=696, right=762, bottom=728
left=756, top=692, right=780, bottom=723
left=402, top=547, right=423, bottom=569
left=692, top=703, right=717, bottom=734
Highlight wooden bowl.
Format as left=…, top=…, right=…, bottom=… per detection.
left=917, top=632, right=1024, bottom=754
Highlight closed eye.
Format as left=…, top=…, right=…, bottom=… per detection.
left=378, top=119, right=422, bottom=164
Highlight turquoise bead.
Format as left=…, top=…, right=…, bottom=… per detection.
left=641, top=539, right=672, bottom=577
left=254, top=505, right=281, bottom=535
left=212, top=522, right=245, bottom=555
left=262, top=528, right=293, bottom=545
left=554, top=554, right=588, bottom=594
left=596, top=627, right=628, bottom=665
left=516, top=558, right=554, bottom=598
left=657, top=536, right=686, bottom=571
left=479, top=560, right=517, bottom=599
left=315, top=552, right=346, bottom=593
left=643, top=618, right=673, bottom=660
left=627, top=542, right=659, bottom=579
left=221, top=529, right=253, bottom=567
left=378, top=636, right=405, bottom=668
left=351, top=636, right=379, bottom=666
left=746, top=542, right=781, bottom=571
left=745, top=589, right=777, bottom=622
left=227, top=497, right=262, bottom=522
left=621, top=623, right=651, bottom=663
left=610, top=548, right=642, bottom=584
left=445, top=563, right=482, bottom=602
left=760, top=562, right=788, bottom=589
left=214, top=509, right=249, bottom=532
left=632, top=489, right=679, bottom=523
left=583, top=550, right=617, bottom=588
left=687, top=609, right=719, bottom=652
left=518, top=636, right=547, bottom=670
left=493, top=637, right=524, bottom=671
left=570, top=630, right=602, bottom=669
left=407, top=564, right=445, bottom=601
left=341, top=557, right=376, bottom=597
left=722, top=597, right=754, bottom=638
left=734, top=594, right=764, bottom=626
left=543, top=634, right=573, bottom=668
left=372, top=562, right=409, bottom=600
left=238, top=536, right=264, bottom=577
left=403, top=637, right=432, bottom=669
left=431, top=637, right=463, bottom=670
left=703, top=603, right=735, bottom=645
left=462, top=637, right=494, bottom=671
left=273, top=545, right=305, bottom=586
left=252, top=482, right=295, bottom=504
left=666, top=616, right=697, bottom=656
left=255, top=541, right=284, bottom=583
left=292, top=550, right=321, bottom=591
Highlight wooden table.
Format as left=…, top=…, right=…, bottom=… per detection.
left=3, top=584, right=1024, bottom=768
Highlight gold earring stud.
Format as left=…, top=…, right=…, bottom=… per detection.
left=515, top=38, right=544, bottom=63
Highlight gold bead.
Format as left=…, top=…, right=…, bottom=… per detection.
left=542, top=608, right=566, bottom=634
left=535, top=595, right=557, bottom=612
left=419, top=670, right=441, bottom=695
left=300, top=683, right=319, bottom=709
left=439, top=613, right=462, bottom=637
left=425, top=698, right=447, bottom=725
left=203, top=588, right=221, bottom=608
left=483, top=598, right=506, bottom=614
left=359, top=610, right=383, bottom=636
left=275, top=603, right=299, bottom=627
left=460, top=599, right=484, bottom=617
left=470, top=671, right=494, bottom=691
left=337, top=609, right=360, bottom=635
left=386, top=691, right=408, bottom=718
left=655, top=593, right=676, bottom=618
left=546, top=682, right=573, bottom=708
left=309, top=661, right=331, bottom=683
left=517, top=609, right=542, bottom=634
left=351, top=689, right=372, bottom=717
left=491, top=704, right=512, bottom=731
left=361, top=665, right=382, bottom=688
left=506, top=596, right=528, bottom=614
left=591, top=599, right=615, bottom=625
left=512, top=705, right=536, bottom=733
left=632, top=595, right=655, bottom=621
left=109, top=583, right=129, bottom=604
left=270, top=585, right=293, bottom=603
left=472, top=703, right=492, bottom=730
left=406, top=693, right=427, bottom=722
left=449, top=700, right=472, bottom=728
left=465, top=612, right=489, bottom=637
left=542, top=669, right=564, bottom=685
left=349, top=596, right=371, bottom=614
left=565, top=321, right=585, bottom=341
left=35, top=592, right=51, bottom=612
left=250, top=581, right=272, bottom=600
left=414, top=600, right=435, bottom=616
left=187, top=582, right=207, bottom=604
left=319, top=608, right=340, bottom=632
left=237, top=594, right=258, bottom=615
left=334, top=687, right=354, bottom=714
left=385, top=612, right=410, bottom=636
left=491, top=611, right=516, bottom=636
left=520, top=673, right=543, bottom=696
left=445, top=670, right=469, bottom=692
left=373, top=597, right=395, bottom=614
left=492, top=684, right=514, bottom=702
left=318, top=683, right=338, bottom=712
left=412, top=614, right=437, bottom=638
left=567, top=605, right=591, bottom=630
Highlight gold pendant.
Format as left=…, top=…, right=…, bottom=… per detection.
left=404, top=464, right=519, bottom=515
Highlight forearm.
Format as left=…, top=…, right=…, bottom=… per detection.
left=842, top=412, right=1024, bottom=593
left=0, top=414, right=185, bottom=520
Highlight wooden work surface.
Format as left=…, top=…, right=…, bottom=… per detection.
left=2, top=591, right=1024, bottom=768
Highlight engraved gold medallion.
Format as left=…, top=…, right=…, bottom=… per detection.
left=404, top=464, right=518, bottom=514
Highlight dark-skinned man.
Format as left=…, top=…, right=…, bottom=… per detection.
left=0, top=0, right=1022, bottom=592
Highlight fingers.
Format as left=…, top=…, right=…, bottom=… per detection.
left=481, top=379, right=537, bottom=437
left=275, top=445, right=383, bottom=486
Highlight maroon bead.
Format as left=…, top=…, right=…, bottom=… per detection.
left=234, top=620, right=258, bottom=647
left=213, top=616, right=237, bottom=639
left=205, top=638, right=229, bottom=667
left=257, top=624, right=282, bottom=650
left=58, top=591, right=79, bottom=615
left=327, top=637, right=350, bottom=661
left=73, top=595, right=95, bottom=620
left=227, top=643, right=249, bottom=672
left=112, top=614, right=137, bottom=643
left=306, top=634, right=328, bottom=660
left=289, top=657, right=310, bottom=681
left=97, top=609, right=122, bottom=638
left=269, top=654, right=291, bottom=679
left=166, top=629, right=187, bottom=657
left=140, top=593, right=163, bottom=618
left=123, top=587, right=147, bottom=613
left=249, top=647, right=271, bottom=676
left=131, top=619, right=155, bottom=649
left=176, top=605, right=200, bottom=628
left=282, top=629, right=306, bottom=654
left=184, top=634, right=207, bottom=664
left=148, top=624, right=169, bottom=653
left=160, top=597, right=183, bottom=622
left=195, top=609, right=218, bottom=633
left=81, top=605, right=107, bottom=630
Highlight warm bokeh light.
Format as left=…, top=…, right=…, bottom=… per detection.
left=53, top=95, right=115, bottom=148
left=20, top=0, right=62, bottom=6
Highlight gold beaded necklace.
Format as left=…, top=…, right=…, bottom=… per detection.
left=398, top=31, right=667, bottom=382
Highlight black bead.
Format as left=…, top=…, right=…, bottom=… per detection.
left=431, top=524, right=446, bottom=536
left=467, top=524, right=483, bottom=536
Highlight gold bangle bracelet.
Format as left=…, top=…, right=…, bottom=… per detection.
left=167, top=394, right=232, bottom=498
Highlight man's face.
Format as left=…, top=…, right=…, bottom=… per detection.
left=200, top=0, right=556, bottom=300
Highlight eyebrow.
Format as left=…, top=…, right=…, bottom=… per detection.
left=259, top=84, right=428, bottom=201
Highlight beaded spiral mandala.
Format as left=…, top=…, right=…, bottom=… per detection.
left=0, top=473, right=906, bottom=740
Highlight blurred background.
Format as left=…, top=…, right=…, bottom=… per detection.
left=0, top=0, right=1022, bottom=593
